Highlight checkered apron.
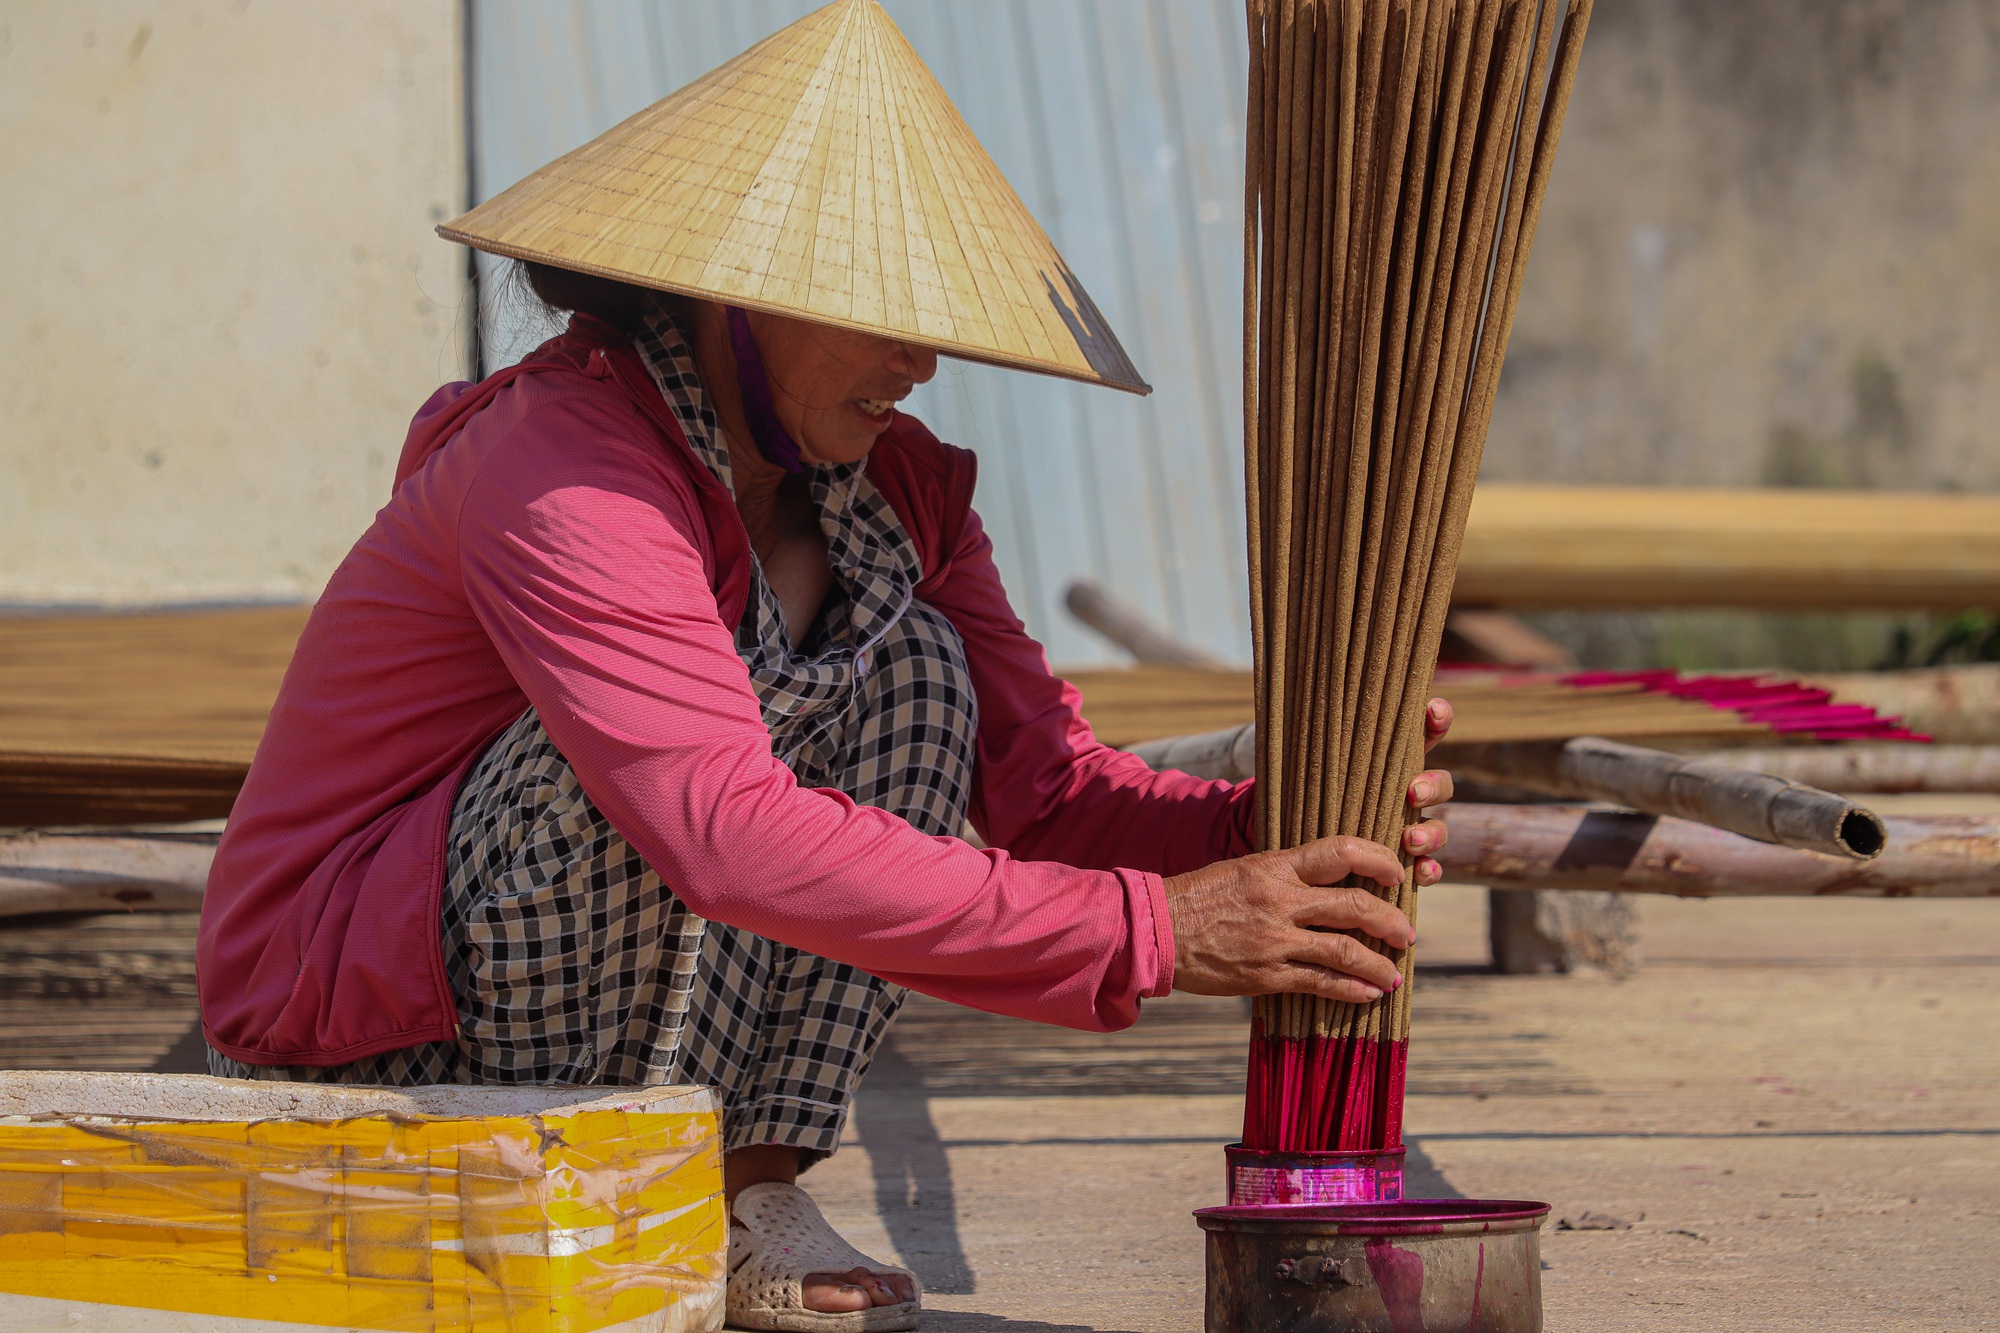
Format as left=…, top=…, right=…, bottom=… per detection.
left=212, top=307, right=979, bottom=1162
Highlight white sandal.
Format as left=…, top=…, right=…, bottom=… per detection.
left=727, top=1182, right=923, bottom=1332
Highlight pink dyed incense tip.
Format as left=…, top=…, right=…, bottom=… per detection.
left=1559, top=668, right=1926, bottom=742
left=1243, top=1030, right=1410, bottom=1154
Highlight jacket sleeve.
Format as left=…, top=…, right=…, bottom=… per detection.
left=924, top=508, right=1260, bottom=874
left=453, top=397, right=1172, bottom=1031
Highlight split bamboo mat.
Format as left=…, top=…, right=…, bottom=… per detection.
left=1238, top=0, right=1593, bottom=1152
left=0, top=605, right=1921, bottom=826
left=0, top=607, right=305, bottom=825
left=1066, top=667, right=1786, bottom=750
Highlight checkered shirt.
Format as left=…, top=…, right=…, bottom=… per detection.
left=212, top=303, right=979, bottom=1162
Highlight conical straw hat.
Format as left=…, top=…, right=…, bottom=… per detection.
left=440, top=0, right=1148, bottom=395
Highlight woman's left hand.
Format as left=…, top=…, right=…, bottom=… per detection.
left=1403, top=697, right=1454, bottom=886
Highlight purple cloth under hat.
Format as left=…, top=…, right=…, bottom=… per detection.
left=727, top=306, right=806, bottom=473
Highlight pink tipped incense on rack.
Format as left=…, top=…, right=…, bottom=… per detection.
left=1240, top=0, right=1593, bottom=1156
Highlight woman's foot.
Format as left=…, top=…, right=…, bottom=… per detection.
left=726, top=1145, right=917, bottom=1315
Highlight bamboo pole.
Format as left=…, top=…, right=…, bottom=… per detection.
left=1447, top=736, right=1889, bottom=859
left=1061, top=582, right=1232, bottom=669
left=1436, top=805, right=2000, bottom=898
left=1807, top=665, right=2000, bottom=745
left=1454, top=485, right=2000, bottom=611
left=21, top=807, right=1989, bottom=923
left=1682, top=743, right=2000, bottom=794
left=0, top=832, right=215, bottom=918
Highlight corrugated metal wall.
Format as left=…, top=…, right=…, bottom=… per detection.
left=470, top=0, right=1251, bottom=666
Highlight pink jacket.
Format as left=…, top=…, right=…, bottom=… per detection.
left=198, top=317, right=1256, bottom=1067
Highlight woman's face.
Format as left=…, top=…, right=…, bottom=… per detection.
left=747, top=310, right=939, bottom=465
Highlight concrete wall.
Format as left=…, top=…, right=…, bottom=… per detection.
left=0, top=2, right=468, bottom=606
left=6, top=0, right=1995, bottom=660
left=1496, top=0, right=2000, bottom=490
left=1483, top=0, right=2000, bottom=668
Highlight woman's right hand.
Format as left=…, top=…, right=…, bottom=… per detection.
left=1163, top=837, right=1415, bottom=1004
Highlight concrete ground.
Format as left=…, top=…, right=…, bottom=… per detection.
left=806, top=873, right=2000, bottom=1330
left=0, top=799, right=1992, bottom=1328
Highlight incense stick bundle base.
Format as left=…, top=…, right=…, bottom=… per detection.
left=1197, top=1201, right=1550, bottom=1332
left=1244, top=1021, right=1412, bottom=1154
left=1225, top=1144, right=1406, bottom=1207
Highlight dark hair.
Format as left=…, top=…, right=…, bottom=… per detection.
left=515, top=260, right=697, bottom=335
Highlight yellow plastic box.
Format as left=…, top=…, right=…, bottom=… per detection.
left=0, top=1071, right=724, bottom=1331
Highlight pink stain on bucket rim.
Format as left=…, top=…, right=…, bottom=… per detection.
left=1225, top=1144, right=1406, bottom=1207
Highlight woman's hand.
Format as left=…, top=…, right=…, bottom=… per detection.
left=1165, top=836, right=1417, bottom=1003
left=1404, top=697, right=1455, bottom=887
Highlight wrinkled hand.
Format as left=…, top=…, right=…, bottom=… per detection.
left=1165, top=836, right=1417, bottom=1003
left=1403, top=696, right=1455, bottom=886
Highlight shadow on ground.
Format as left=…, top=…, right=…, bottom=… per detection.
left=851, top=1035, right=977, bottom=1294
left=848, top=993, right=1476, bottom=1302
left=884, top=993, right=1250, bottom=1098
left=921, top=1315, right=1146, bottom=1333
left=889, top=988, right=1586, bottom=1101
left=1404, top=1138, right=1466, bottom=1199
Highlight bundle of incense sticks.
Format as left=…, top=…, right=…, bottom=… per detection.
left=1240, top=0, right=1593, bottom=1153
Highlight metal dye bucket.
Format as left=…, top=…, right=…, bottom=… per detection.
left=1196, top=1200, right=1550, bottom=1333
left=1225, top=1144, right=1406, bottom=1206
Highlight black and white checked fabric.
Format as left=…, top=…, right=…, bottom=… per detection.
left=212, top=304, right=979, bottom=1163
left=633, top=303, right=934, bottom=789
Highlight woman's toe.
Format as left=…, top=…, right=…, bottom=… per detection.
left=858, top=1269, right=910, bottom=1306
left=849, top=1268, right=905, bottom=1307
left=828, top=1266, right=911, bottom=1308
left=801, top=1271, right=874, bottom=1313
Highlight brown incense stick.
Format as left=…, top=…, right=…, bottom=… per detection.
left=1243, top=0, right=1594, bottom=1153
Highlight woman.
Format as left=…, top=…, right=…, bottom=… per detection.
left=197, top=4, right=1454, bottom=1326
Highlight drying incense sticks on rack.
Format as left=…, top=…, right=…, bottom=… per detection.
left=1071, top=666, right=1926, bottom=752
left=1240, top=0, right=1593, bottom=1154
